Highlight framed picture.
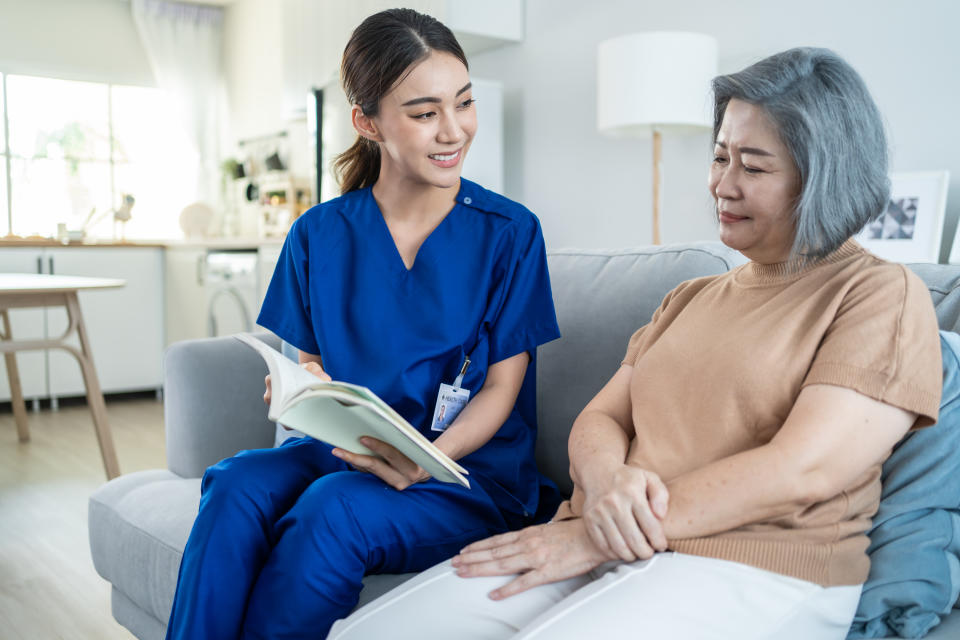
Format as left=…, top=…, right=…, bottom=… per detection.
left=856, top=171, right=950, bottom=263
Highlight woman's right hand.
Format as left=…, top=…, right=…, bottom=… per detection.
left=580, top=464, right=670, bottom=562
left=263, top=362, right=332, bottom=404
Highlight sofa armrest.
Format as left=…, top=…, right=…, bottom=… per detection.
left=163, top=333, right=280, bottom=478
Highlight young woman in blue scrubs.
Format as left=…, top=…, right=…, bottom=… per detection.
left=164, top=8, right=561, bottom=640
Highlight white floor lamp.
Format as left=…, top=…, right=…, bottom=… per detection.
left=597, top=32, right=718, bottom=244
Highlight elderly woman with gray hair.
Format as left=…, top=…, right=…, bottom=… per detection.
left=328, top=47, right=942, bottom=640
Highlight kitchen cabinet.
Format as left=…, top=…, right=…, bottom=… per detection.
left=0, top=249, right=49, bottom=402
left=279, top=0, right=523, bottom=119
left=165, top=247, right=208, bottom=347
left=165, top=243, right=282, bottom=347
left=0, top=246, right=164, bottom=403
left=45, top=247, right=164, bottom=397
left=257, top=242, right=283, bottom=310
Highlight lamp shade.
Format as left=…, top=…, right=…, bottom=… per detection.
left=597, top=31, right=718, bottom=137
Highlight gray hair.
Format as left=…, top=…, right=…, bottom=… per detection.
left=712, top=47, right=889, bottom=260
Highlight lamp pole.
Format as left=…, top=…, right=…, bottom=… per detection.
left=596, top=31, right=718, bottom=247
left=652, top=128, right=662, bottom=245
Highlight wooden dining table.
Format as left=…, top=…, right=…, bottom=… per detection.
left=0, top=273, right=126, bottom=479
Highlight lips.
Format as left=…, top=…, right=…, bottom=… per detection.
left=428, top=149, right=461, bottom=168
left=718, top=210, right=749, bottom=223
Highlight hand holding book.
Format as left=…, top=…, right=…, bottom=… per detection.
left=237, top=333, right=470, bottom=488
left=264, top=361, right=330, bottom=409
left=332, top=436, right=431, bottom=490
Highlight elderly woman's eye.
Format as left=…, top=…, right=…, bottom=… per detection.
left=744, top=166, right=764, bottom=174
left=713, top=155, right=728, bottom=164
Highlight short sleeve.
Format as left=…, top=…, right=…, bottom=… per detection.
left=486, top=215, right=560, bottom=363
left=256, top=218, right=321, bottom=355
left=622, top=326, right=648, bottom=367
left=802, top=265, right=941, bottom=427
left=621, top=282, right=687, bottom=366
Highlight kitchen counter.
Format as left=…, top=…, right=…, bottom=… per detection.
left=0, top=237, right=284, bottom=249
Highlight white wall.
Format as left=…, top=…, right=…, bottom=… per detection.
left=0, top=0, right=154, bottom=86
left=468, top=0, right=960, bottom=256
left=222, top=0, right=285, bottom=142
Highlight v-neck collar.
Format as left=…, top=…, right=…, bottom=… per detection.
left=367, top=187, right=461, bottom=276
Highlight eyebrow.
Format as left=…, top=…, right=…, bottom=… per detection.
left=715, top=140, right=775, bottom=157
left=400, top=82, right=472, bottom=107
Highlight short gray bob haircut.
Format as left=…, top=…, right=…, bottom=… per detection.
left=712, top=47, right=889, bottom=260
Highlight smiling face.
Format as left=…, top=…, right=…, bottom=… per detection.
left=354, top=50, right=476, bottom=191
left=709, top=99, right=802, bottom=264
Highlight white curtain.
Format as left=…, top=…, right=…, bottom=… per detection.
left=132, top=0, right=223, bottom=207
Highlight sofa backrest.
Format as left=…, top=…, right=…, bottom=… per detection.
left=906, top=263, right=960, bottom=334
left=537, top=243, right=747, bottom=495
left=536, top=243, right=960, bottom=497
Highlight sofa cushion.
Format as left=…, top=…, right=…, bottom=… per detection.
left=111, top=587, right=166, bottom=640
left=848, top=331, right=960, bottom=638
left=907, top=263, right=960, bottom=334
left=537, top=243, right=746, bottom=495
left=89, top=470, right=200, bottom=625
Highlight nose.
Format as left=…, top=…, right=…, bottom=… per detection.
left=437, top=109, right=465, bottom=145
left=713, top=164, right=740, bottom=201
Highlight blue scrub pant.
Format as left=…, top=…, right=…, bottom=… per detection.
left=164, top=437, right=513, bottom=640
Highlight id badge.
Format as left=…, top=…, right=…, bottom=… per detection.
left=431, top=383, right=470, bottom=432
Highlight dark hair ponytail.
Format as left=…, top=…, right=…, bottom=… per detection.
left=334, top=8, right=467, bottom=194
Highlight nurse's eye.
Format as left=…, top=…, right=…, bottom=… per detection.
left=457, top=98, right=476, bottom=110
left=712, top=155, right=728, bottom=165
left=412, top=111, right=437, bottom=120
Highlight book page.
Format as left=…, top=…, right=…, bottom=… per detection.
left=234, top=333, right=327, bottom=420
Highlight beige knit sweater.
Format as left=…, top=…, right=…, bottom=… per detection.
left=556, top=240, right=941, bottom=586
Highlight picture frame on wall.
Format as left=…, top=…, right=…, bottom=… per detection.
left=856, top=170, right=950, bottom=264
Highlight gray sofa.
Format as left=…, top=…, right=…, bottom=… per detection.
left=89, top=242, right=960, bottom=639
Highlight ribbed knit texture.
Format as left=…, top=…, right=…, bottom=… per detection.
left=557, top=240, right=942, bottom=586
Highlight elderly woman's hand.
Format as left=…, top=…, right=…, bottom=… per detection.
left=451, top=518, right=611, bottom=599
left=580, top=464, right=669, bottom=562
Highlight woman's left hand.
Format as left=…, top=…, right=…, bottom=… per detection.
left=451, top=518, right=611, bottom=600
left=332, top=437, right=430, bottom=490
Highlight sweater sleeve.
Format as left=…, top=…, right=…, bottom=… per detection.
left=801, top=264, right=941, bottom=428
left=621, top=283, right=687, bottom=366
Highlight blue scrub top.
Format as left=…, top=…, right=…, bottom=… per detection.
left=257, top=178, right=561, bottom=518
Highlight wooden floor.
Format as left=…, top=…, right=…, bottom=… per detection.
left=0, top=394, right=166, bottom=640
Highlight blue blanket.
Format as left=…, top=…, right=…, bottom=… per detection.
left=848, top=331, right=960, bottom=638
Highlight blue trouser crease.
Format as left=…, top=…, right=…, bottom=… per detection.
left=164, top=437, right=511, bottom=640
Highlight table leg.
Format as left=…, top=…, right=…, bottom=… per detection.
left=0, top=309, right=30, bottom=442
left=65, top=292, right=120, bottom=479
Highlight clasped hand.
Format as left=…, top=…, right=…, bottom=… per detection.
left=264, top=364, right=430, bottom=491
left=450, top=465, right=669, bottom=600
left=581, top=464, right=669, bottom=562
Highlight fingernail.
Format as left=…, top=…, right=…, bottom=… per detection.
left=331, top=449, right=342, bottom=457
left=488, top=591, right=501, bottom=600
left=450, top=556, right=461, bottom=566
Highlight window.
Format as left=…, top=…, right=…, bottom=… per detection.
left=0, top=73, right=197, bottom=240
left=1, top=73, right=9, bottom=236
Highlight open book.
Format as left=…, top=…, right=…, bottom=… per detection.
left=236, top=333, right=470, bottom=488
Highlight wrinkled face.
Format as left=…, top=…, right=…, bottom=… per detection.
left=708, top=99, right=801, bottom=263
left=365, top=51, right=476, bottom=190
